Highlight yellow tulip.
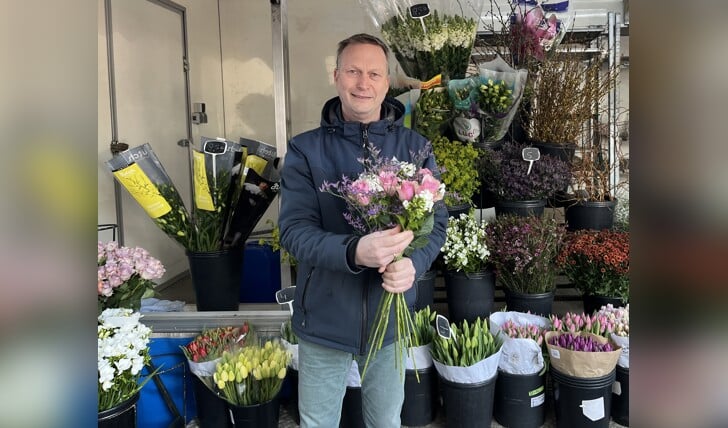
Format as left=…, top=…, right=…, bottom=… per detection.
left=277, top=367, right=287, bottom=379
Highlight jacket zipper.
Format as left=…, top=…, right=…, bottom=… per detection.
left=359, top=123, right=369, bottom=355
left=300, top=267, right=314, bottom=328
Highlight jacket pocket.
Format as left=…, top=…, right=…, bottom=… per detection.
left=299, top=267, right=315, bottom=317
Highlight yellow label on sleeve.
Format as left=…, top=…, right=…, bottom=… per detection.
left=113, top=163, right=171, bottom=218
left=193, top=151, right=215, bottom=211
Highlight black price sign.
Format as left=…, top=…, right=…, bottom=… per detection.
left=276, top=286, right=296, bottom=314
left=436, top=314, right=453, bottom=340
left=409, top=3, right=430, bottom=19
left=203, top=139, right=228, bottom=155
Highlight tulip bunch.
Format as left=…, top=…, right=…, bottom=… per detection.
left=595, top=304, right=629, bottom=337
left=432, top=317, right=501, bottom=367
left=181, top=323, right=252, bottom=363
left=213, top=340, right=292, bottom=406
left=500, top=319, right=545, bottom=346
left=280, top=319, right=298, bottom=345
left=549, top=333, right=614, bottom=352
left=410, top=306, right=436, bottom=347
left=550, top=311, right=619, bottom=338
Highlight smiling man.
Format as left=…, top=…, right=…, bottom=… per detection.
left=278, top=33, right=448, bottom=427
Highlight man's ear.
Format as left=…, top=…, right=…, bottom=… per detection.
left=333, top=68, right=339, bottom=82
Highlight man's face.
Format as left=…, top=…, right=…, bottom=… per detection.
left=334, top=43, right=390, bottom=124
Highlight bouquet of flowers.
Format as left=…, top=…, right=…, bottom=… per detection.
left=557, top=230, right=629, bottom=302
left=106, top=138, right=281, bottom=252
left=181, top=323, right=255, bottom=391
left=97, top=240, right=165, bottom=313
left=359, top=0, right=485, bottom=81
left=440, top=213, right=490, bottom=274
left=509, top=1, right=570, bottom=66
left=484, top=214, right=566, bottom=294
left=98, top=308, right=153, bottom=411
left=213, top=340, right=292, bottom=406
left=545, top=330, right=622, bottom=378
left=320, top=144, right=445, bottom=379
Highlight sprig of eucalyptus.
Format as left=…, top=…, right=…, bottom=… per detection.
left=431, top=317, right=501, bottom=367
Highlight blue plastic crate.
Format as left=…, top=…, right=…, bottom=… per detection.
left=239, top=243, right=281, bottom=303
left=138, top=337, right=197, bottom=427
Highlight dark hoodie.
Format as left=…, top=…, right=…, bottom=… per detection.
left=279, top=96, right=448, bottom=355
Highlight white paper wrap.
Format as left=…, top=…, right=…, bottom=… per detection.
left=405, top=343, right=433, bottom=370
left=610, top=333, right=629, bottom=369
left=187, top=358, right=220, bottom=378
left=281, top=338, right=299, bottom=371
left=489, top=311, right=550, bottom=374
left=433, top=348, right=503, bottom=384
left=347, top=360, right=362, bottom=388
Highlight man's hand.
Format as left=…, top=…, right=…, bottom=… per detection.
left=355, top=226, right=413, bottom=273
left=381, top=257, right=415, bottom=294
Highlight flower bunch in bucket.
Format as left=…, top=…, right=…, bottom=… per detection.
left=98, top=308, right=154, bottom=411
left=489, top=311, right=550, bottom=375
left=97, top=240, right=165, bottom=313
left=320, top=143, right=445, bottom=380
left=548, top=333, right=615, bottom=352
left=440, top=212, right=490, bottom=274
left=105, top=138, right=281, bottom=252
left=594, top=304, right=629, bottom=368
left=213, top=339, right=292, bottom=406
left=544, top=330, right=622, bottom=378
left=500, top=318, right=546, bottom=346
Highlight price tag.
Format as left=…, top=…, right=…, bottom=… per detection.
left=409, top=3, right=430, bottom=18
left=409, top=4, right=430, bottom=32
left=522, top=147, right=540, bottom=175
left=436, top=314, right=456, bottom=342
left=276, top=287, right=296, bottom=315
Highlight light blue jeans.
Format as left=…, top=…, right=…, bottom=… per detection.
left=297, top=338, right=405, bottom=428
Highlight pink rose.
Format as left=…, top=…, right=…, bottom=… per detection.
left=417, top=174, right=442, bottom=197
left=378, top=171, right=398, bottom=195
left=355, top=194, right=371, bottom=206
left=397, top=181, right=416, bottom=201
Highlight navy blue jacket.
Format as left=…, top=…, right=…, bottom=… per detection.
left=279, top=96, right=448, bottom=355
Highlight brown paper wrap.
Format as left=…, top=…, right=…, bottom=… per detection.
left=545, top=331, right=621, bottom=378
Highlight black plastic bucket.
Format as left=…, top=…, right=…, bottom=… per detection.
left=439, top=373, right=497, bottom=428
left=551, top=367, right=616, bottom=428
left=564, top=199, right=617, bottom=231
left=187, top=249, right=243, bottom=311
left=611, top=365, right=629, bottom=426
left=494, top=369, right=546, bottom=428
left=339, top=386, right=365, bottom=428
left=504, top=289, right=555, bottom=316
left=192, top=376, right=233, bottom=428
left=444, top=269, right=496, bottom=325
left=415, top=269, right=437, bottom=311
left=228, top=397, right=280, bottom=428
left=98, top=393, right=139, bottom=428
left=495, top=199, right=547, bottom=218
left=401, top=367, right=438, bottom=426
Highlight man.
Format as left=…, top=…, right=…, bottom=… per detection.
left=279, top=33, right=447, bottom=427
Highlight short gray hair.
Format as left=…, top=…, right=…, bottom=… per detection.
left=336, top=33, right=390, bottom=70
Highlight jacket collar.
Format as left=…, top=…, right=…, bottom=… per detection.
left=321, top=96, right=404, bottom=137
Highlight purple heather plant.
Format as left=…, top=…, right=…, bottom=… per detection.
left=480, top=141, right=571, bottom=201
left=484, top=214, right=566, bottom=294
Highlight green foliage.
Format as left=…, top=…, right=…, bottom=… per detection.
left=431, top=136, right=480, bottom=206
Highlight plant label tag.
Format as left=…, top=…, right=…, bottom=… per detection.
left=549, top=348, right=560, bottom=359
left=276, top=287, right=296, bottom=315
left=522, top=147, right=540, bottom=175
left=436, top=314, right=455, bottom=341
left=531, top=393, right=545, bottom=407
left=612, top=380, right=622, bottom=395
left=580, top=397, right=605, bottom=421
left=409, top=3, right=430, bottom=18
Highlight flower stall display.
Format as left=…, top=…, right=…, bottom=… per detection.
left=98, top=308, right=153, bottom=412
left=320, top=143, right=445, bottom=380
left=98, top=241, right=165, bottom=313
left=485, top=214, right=565, bottom=311
left=360, top=0, right=486, bottom=81
left=431, top=135, right=480, bottom=209
left=558, top=229, right=629, bottom=308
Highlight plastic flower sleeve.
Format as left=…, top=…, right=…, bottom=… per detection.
left=476, top=55, right=528, bottom=142
left=405, top=343, right=434, bottom=370
left=510, top=0, right=573, bottom=65
left=358, top=0, right=486, bottom=81
left=106, top=143, right=193, bottom=249
left=610, top=333, right=629, bottom=368
left=347, top=360, right=362, bottom=388
left=191, top=145, right=236, bottom=251
left=433, top=347, right=502, bottom=384
left=489, top=311, right=549, bottom=374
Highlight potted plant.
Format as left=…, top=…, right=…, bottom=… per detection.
left=413, top=86, right=454, bottom=142
left=557, top=229, right=629, bottom=313
left=478, top=141, right=571, bottom=217
left=213, top=339, right=292, bottom=427
left=440, top=213, right=494, bottom=324
left=97, top=241, right=165, bottom=313
left=484, top=214, right=566, bottom=315
left=98, top=308, right=154, bottom=427
left=431, top=316, right=503, bottom=427
left=431, top=135, right=481, bottom=215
